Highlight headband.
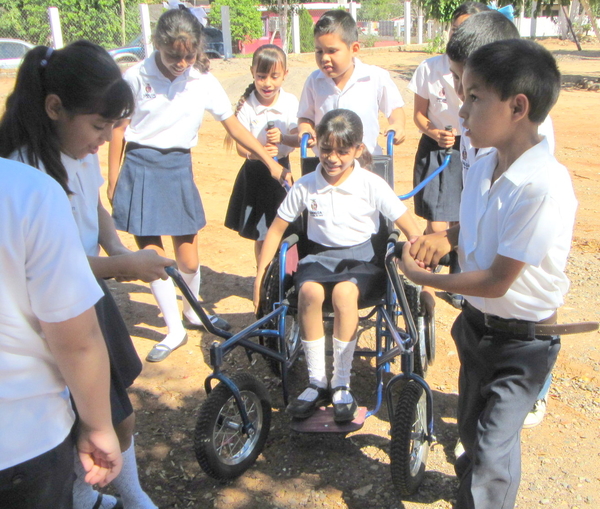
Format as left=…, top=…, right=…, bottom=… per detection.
left=40, top=47, right=54, bottom=68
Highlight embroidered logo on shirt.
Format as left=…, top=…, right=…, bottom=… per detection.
left=436, top=86, right=448, bottom=104
left=309, top=199, right=323, bottom=217
left=143, top=83, right=156, bottom=99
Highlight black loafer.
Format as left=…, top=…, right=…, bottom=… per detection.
left=145, top=334, right=188, bottom=362
left=332, top=386, right=358, bottom=423
left=182, top=314, right=231, bottom=331
left=286, top=384, right=330, bottom=419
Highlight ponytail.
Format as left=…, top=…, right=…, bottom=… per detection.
left=224, top=82, right=256, bottom=152
left=0, top=41, right=134, bottom=195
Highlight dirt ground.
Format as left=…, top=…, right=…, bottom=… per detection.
left=3, top=38, right=599, bottom=508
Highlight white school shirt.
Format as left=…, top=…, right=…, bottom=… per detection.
left=237, top=89, right=299, bottom=160
left=297, top=58, right=405, bottom=155
left=277, top=161, right=407, bottom=247
left=459, top=115, right=555, bottom=180
left=458, top=138, right=577, bottom=321
left=11, top=150, right=103, bottom=257
left=0, top=159, right=102, bottom=470
left=124, top=52, right=233, bottom=150
left=407, top=54, right=461, bottom=132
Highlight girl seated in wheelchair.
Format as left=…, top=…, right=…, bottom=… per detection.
left=254, top=109, right=422, bottom=423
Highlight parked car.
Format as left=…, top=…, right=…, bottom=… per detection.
left=108, top=27, right=224, bottom=64
left=108, top=35, right=145, bottom=64
left=0, top=38, right=35, bottom=69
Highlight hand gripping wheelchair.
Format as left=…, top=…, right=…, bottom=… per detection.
left=165, top=132, right=452, bottom=495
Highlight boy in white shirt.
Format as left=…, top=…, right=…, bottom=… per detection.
left=399, top=39, right=578, bottom=509
left=297, top=10, right=406, bottom=156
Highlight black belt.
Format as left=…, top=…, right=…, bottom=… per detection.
left=125, top=141, right=190, bottom=155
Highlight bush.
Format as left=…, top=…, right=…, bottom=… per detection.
left=362, top=33, right=378, bottom=48
left=208, top=0, right=263, bottom=48
left=298, top=7, right=314, bottom=53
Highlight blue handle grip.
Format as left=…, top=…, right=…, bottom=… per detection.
left=301, top=133, right=311, bottom=158
left=386, top=130, right=394, bottom=156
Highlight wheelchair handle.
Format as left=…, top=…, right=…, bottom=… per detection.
left=395, top=241, right=454, bottom=267
left=386, top=130, right=394, bottom=156
left=444, top=125, right=454, bottom=156
left=301, top=132, right=311, bottom=158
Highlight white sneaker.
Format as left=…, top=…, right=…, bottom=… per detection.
left=523, top=397, right=547, bottom=429
left=454, top=439, right=465, bottom=459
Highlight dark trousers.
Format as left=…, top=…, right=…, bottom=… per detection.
left=452, top=303, right=560, bottom=509
left=0, top=433, right=74, bottom=509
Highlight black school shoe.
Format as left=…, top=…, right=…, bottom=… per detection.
left=332, top=386, right=358, bottom=423
left=286, top=384, right=330, bottom=419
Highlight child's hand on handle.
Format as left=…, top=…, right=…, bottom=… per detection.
left=409, top=228, right=456, bottom=270
left=435, top=127, right=456, bottom=149
left=297, top=119, right=316, bottom=148
left=121, top=249, right=174, bottom=282
left=266, top=125, right=282, bottom=146
left=385, top=124, right=406, bottom=145
left=77, top=424, right=123, bottom=487
left=264, top=143, right=279, bottom=159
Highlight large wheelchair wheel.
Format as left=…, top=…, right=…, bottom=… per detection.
left=402, top=278, right=428, bottom=377
left=194, top=373, right=271, bottom=480
left=390, top=381, right=430, bottom=496
left=260, top=255, right=301, bottom=376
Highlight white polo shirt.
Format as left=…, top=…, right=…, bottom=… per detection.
left=408, top=54, right=461, bottom=132
left=124, top=52, right=233, bottom=150
left=237, top=89, right=299, bottom=159
left=278, top=161, right=407, bottom=247
left=0, top=158, right=102, bottom=469
left=297, top=58, right=405, bottom=155
left=11, top=150, right=103, bottom=257
left=458, top=138, right=577, bottom=321
left=460, top=115, right=555, bottom=180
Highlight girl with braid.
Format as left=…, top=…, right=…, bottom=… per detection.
left=225, top=44, right=300, bottom=262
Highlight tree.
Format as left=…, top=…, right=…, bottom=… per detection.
left=358, top=0, right=405, bottom=21
left=299, top=7, right=314, bottom=53
left=208, top=0, right=263, bottom=48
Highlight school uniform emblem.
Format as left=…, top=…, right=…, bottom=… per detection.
left=309, top=199, right=323, bottom=217
left=143, top=83, right=156, bottom=99
left=436, top=86, right=448, bottom=104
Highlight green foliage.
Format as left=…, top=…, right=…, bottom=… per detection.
left=419, top=0, right=463, bottom=22
left=362, top=33, right=379, bottom=47
left=425, top=33, right=446, bottom=54
left=0, top=0, right=141, bottom=48
left=358, top=0, right=404, bottom=22
left=208, top=0, right=263, bottom=46
left=299, top=7, right=314, bottom=53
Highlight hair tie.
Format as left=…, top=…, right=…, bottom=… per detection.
left=490, top=4, right=515, bottom=22
left=40, top=47, right=54, bottom=68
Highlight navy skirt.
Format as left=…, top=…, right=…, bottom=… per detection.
left=112, top=143, right=206, bottom=236
left=224, top=157, right=290, bottom=241
left=413, top=133, right=462, bottom=222
left=95, top=279, right=142, bottom=426
left=295, top=239, right=386, bottom=302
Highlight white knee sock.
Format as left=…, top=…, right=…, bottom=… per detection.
left=331, top=337, right=357, bottom=403
left=73, top=449, right=119, bottom=508
left=298, top=337, right=327, bottom=401
left=111, top=438, right=157, bottom=509
left=150, top=278, right=186, bottom=349
left=181, top=267, right=201, bottom=324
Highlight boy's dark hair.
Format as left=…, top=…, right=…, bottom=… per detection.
left=466, top=39, right=561, bottom=123
left=451, top=2, right=489, bottom=22
left=446, top=10, right=520, bottom=63
left=155, top=8, right=210, bottom=73
left=314, top=10, right=358, bottom=46
left=0, top=40, right=134, bottom=194
left=316, top=108, right=372, bottom=168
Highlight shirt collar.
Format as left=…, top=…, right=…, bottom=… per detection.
left=247, top=88, right=287, bottom=115
left=500, top=137, right=551, bottom=187
left=314, top=159, right=364, bottom=194
left=315, top=57, right=369, bottom=89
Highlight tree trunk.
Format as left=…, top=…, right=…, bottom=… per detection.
left=120, top=0, right=126, bottom=46
left=579, top=0, right=600, bottom=43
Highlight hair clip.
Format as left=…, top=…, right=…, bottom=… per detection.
left=40, top=47, right=54, bottom=68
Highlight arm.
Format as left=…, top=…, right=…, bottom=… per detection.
left=386, top=107, right=406, bottom=145
left=297, top=118, right=316, bottom=148
left=253, top=216, right=290, bottom=311
left=41, top=307, right=121, bottom=487
left=393, top=210, right=421, bottom=241
left=90, top=200, right=172, bottom=282
left=222, top=116, right=290, bottom=184
left=266, top=126, right=301, bottom=148
left=107, top=120, right=130, bottom=202
left=409, top=225, right=460, bottom=269
left=413, top=94, right=455, bottom=149
left=399, top=245, right=525, bottom=298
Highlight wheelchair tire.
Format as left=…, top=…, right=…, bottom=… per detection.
left=402, top=278, right=428, bottom=377
left=194, top=373, right=271, bottom=480
left=390, top=381, right=430, bottom=496
left=425, top=308, right=436, bottom=366
left=260, top=256, right=301, bottom=377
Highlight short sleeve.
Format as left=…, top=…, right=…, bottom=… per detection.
left=498, top=194, right=560, bottom=267
left=407, top=60, right=428, bottom=96
left=237, top=100, right=252, bottom=130
left=372, top=176, right=407, bottom=222
left=205, top=73, right=233, bottom=122
left=297, top=75, right=316, bottom=122
left=378, top=69, right=405, bottom=117
left=25, top=181, right=102, bottom=323
left=277, top=182, right=306, bottom=223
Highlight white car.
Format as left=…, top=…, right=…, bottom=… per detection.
left=0, top=38, right=35, bottom=69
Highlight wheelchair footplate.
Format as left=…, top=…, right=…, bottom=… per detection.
left=290, top=406, right=368, bottom=433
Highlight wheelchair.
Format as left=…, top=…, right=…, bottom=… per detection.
left=164, top=132, right=452, bottom=495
